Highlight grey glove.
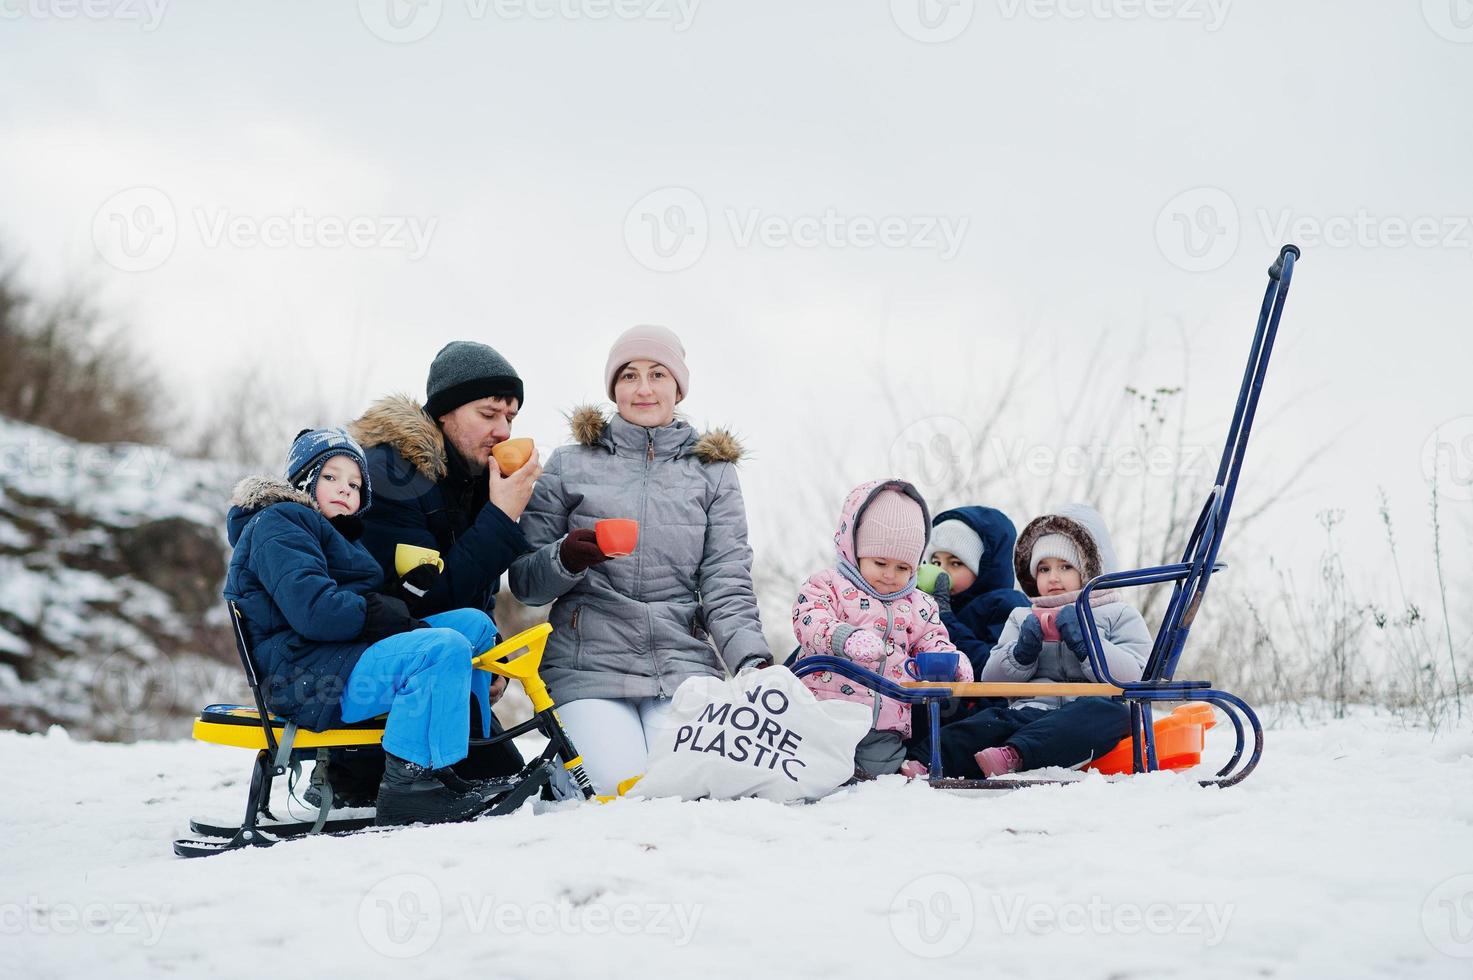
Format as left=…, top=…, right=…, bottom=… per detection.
left=931, top=571, right=954, bottom=616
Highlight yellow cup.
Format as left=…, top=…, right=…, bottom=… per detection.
left=394, top=543, right=445, bottom=577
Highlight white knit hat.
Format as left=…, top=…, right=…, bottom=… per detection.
left=925, top=520, right=985, bottom=576
left=1029, top=532, right=1083, bottom=577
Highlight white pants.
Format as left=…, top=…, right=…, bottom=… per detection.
left=556, top=697, right=675, bottom=795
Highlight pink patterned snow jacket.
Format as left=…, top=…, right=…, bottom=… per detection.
left=792, top=480, right=970, bottom=739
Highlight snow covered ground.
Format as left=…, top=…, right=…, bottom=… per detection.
left=3, top=712, right=1471, bottom=979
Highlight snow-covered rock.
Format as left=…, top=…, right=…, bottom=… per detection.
left=0, top=417, right=250, bottom=739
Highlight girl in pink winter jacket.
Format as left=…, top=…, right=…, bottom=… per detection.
left=793, top=479, right=971, bottom=776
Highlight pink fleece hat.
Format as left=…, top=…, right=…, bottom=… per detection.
left=605, top=325, right=690, bottom=401
left=855, top=489, right=927, bottom=565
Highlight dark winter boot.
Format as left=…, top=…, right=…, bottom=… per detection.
left=304, top=763, right=378, bottom=811
left=305, top=749, right=384, bottom=809
left=374, top=753, right=489, bottom=827
left=435, top=767, right=520, bottom=799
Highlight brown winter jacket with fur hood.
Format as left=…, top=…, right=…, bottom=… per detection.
left=509, top=407, right=769, bottom=703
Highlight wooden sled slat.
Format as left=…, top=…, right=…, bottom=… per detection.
left=898, top=681, right=1124, bottom=697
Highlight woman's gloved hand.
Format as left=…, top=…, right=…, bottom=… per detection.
left=559, top=528, right=609, bottom=575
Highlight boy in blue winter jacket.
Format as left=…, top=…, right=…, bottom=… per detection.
left=224, top=427, right=504, bottom=827
left=923, top=507, right=1031, bottom=672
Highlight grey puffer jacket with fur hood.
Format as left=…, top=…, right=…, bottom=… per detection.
left=509, top=407, right=769, bottom=703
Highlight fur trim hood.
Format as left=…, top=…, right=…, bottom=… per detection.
left=229, top=476, right=312, bottom=512
left=1014, top=513, right=1105, bottom=599
left=569, top=405, right=745, bottom=464
left=226, top=476, right=315, bottom=547
left=349, top=394, right=448, bottom=482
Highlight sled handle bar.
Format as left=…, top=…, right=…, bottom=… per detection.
left=1268, top=244, right=1300, bottom=281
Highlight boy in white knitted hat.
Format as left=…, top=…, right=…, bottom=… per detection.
left=933, top=503, right=1152, bottom=779
left=793, top=479, right=970, bottom=777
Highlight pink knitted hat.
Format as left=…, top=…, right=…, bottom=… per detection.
left=605, top=324, right=689, bottom=401
left=855, top=489, right=927, bottom=565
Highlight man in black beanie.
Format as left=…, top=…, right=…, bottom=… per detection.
left=322, top=340, right=542, bottom=792
left=352, top=340, right=541, bottom=614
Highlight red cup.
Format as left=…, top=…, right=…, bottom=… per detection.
left=1035, top=607, right=1061, bottom=642
left=595, top=518, right=639, bottom=557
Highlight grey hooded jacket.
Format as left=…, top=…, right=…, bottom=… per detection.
left=509, top=408, right=770, bottom=703
left=980, top=503, right=1151, bottom=709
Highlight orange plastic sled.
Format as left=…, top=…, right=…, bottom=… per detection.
left=1087, top=702, right=1217, bottom=776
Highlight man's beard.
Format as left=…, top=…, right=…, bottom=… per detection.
left=449, top=435, right=489, bottom=475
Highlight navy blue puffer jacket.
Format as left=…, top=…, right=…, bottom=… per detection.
left=223, top=476, right=383, bottom=730
left=932, top=506, right=1031, bottom=677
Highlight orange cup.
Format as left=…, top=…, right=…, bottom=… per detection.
left=491, top=438, right=534, bottom=477
left=595, top=518, right=639, bottom=558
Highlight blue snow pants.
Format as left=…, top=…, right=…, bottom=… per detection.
left=338, top=608, right=499, bottom=770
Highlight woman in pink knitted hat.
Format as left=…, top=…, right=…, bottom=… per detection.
left=792, top=479, right=970, bottom=778
left=509, top=325, right=772, bottom=794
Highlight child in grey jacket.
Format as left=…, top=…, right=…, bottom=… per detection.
left=934, top=503, right=1151, bottom=779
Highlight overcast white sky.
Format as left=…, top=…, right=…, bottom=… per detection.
left=2, top=0, right=1470, bottom=606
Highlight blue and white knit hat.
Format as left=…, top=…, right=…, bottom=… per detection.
left=285, top=427, right=372, bottom=513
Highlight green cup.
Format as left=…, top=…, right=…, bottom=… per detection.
left=915, top=563, right=942, bottom=594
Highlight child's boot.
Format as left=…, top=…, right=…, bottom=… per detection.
left=976, top=745, right=1022, bottom=778
left=899, top=759, right=930, bottom=779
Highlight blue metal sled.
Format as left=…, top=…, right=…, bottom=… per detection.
left=793, top=245, right=1302, bottom=789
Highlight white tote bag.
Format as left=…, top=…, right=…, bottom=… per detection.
left=632, top=667, right=872, bottom=803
